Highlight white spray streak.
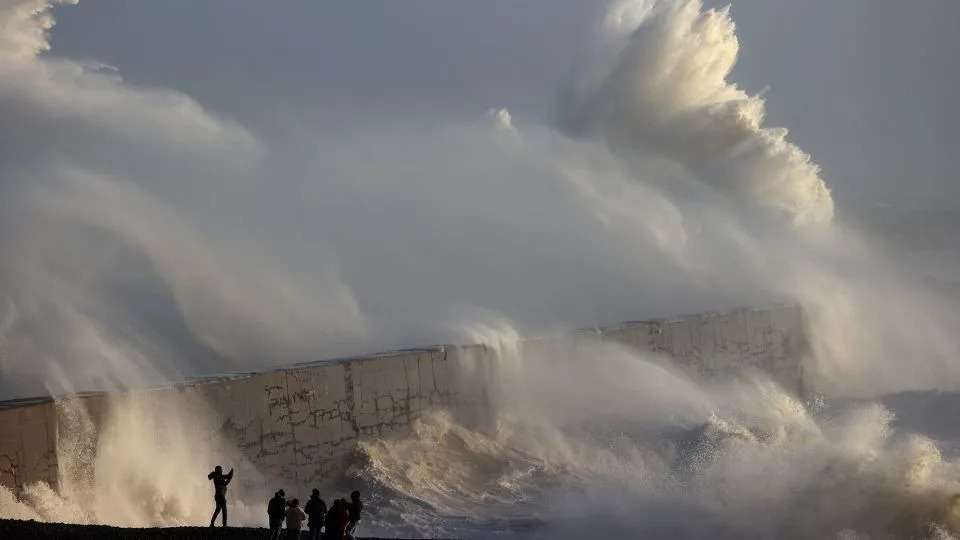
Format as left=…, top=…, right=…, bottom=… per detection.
left=564, top=0, right=834, bottom=225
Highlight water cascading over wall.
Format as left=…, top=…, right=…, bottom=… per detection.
left=0, top=304, right=809, bottom=497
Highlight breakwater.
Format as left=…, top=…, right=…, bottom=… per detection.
left=0, top=305, right=808, bottom=498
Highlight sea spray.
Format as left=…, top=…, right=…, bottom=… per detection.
left=359, top=339, right=960, bottom=539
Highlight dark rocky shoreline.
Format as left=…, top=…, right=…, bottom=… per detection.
left=0, top=519, right=460, bottom=540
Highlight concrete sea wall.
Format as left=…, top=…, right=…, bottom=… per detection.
left=0, top=304, right=809, bottom=497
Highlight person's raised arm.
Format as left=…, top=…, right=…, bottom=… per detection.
left=225, top=469, right=234, bottom=484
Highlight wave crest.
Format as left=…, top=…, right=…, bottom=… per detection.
left=562, top=0, right=834, bottom=225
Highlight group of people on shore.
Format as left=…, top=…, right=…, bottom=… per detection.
left=269, top=488, right=362, bottom=540
left=207, top=465, right=363, bottom=539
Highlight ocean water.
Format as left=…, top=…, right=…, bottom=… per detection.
left=343, top=336, right=960, bottom=539
left=1, top=0, right=959, bottom=538
left=355, top=388, right=960, bottom=539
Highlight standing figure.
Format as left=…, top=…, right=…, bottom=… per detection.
left=208, top=465, right=234, bottom=527
left=304, top=489, right=328, bottom=540
left=268, top=489, right=287, bottom=540
left=323, top=499, right=348, bottom=540
left=286, top=498, right=308, bottom=539
left=345, top=491, right=363, bottom=540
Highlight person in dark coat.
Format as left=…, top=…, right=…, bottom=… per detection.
left=207, top=465, right=234, bottom=527
left=345, top=491, right=363, bottom=540
left=304, top=489, right=327, bottom=540
left=268, top=489, right=287, bottom=540
left=323, top=499, right=348, bottom=540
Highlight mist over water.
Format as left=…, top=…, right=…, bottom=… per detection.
left=1, top=0, right=959, bottom=537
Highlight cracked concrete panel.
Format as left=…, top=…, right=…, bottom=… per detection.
left=427, top=352, right=451, bottom=403
left=710, top=310, right=750, bottom=372
left=355, top=358, right=384, bottom=429
left=17, top=402, right=58, bottom=490
left=258, top=372, right=297, bottom=482
left=0, top=406, right=26, bottom=492
left=352, top=354, right=420, bottom=439
left=689, top=317, right=718, bottom=374
left=286, top=366, right=348, bottom=484
left=294, top=362, right=363, bottom=485
left=169, top=379, right=281, bottom=497
left=666, top=316, right=708, bottom=374
left=0, top=401, right=59, bottom=493
left=403, top=353, right=424, bottom=414
left=663, top=318, right=702, bottom=372
left=744, top=308, right=775, bottom=364
left=306, top=362, right=353, bottom=453
left=416, top=353, right=439, bottom=406
left=768, top=306, right=808, bottom=392
left=24, top=402, right=58, bottom=487
left=191, top=371, right=294, bottom=483
left=713, top=312, right=749, bottom=371
left=280, top=368, right=321, bottom=487
left=767, top=309, right=794, bottom=365
left=771, top=305, right=808, bottom=363
left=377, top=357, right=417, bottom=434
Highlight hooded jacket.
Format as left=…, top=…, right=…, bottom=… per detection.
left=268, top=494, right=286, bottom=520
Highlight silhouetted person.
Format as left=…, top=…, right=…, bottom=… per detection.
left=208, top=465, right=234, bottom=527
left=286, top=498, right=307, bottom=539
left=268, top=489, right=287, bottom=540
left=304, top=489, right=327, bottom=540
left=345, top=491, right=362, bottom=540
left=323, top=499, right=348, bottom=540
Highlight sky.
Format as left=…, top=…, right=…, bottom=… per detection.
left=46, top=0, right=959, bottom=211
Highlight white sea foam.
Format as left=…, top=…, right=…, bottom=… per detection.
left=359, top=340, right=960, bottom=539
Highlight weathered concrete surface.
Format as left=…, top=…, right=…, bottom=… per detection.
left=0, top=305, right=809, bottom=497
left=0, top=400, right=58, bottom=496
left=591, top=303, right=807, bottom=391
